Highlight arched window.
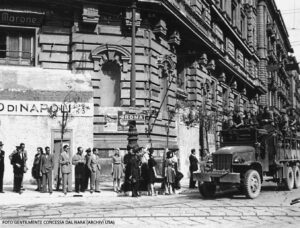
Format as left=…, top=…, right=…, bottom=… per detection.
left=100, top=61, right=121, bottom=107
left=91, top=44, right=131, bottom=108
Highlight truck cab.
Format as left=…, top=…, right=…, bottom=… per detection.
left=194, top=127, right=273, bottom=199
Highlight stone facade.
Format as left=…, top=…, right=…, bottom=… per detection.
left=0, top=0, right=298, bottom=182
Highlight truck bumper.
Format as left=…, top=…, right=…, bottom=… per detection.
left=193, top=171, right=240, bottom=183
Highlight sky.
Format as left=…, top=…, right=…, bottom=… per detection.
left=275, top=0, right=300, bottom=62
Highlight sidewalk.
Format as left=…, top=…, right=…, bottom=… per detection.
left=0, top=178, right=196, bottom=206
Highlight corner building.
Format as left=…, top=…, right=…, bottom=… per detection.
left=2, top=0, right=295, bottom=182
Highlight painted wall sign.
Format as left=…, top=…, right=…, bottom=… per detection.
left=117, top=111, right=145, bottom=131
left=103, top=114, right=118, bottom=132
left=0, top=100, right=93, bottom=117
left=0, top=10, right=44, bottom=26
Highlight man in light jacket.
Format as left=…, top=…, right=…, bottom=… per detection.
left=40, top=146, right=54, bottom=194
left=87, top=148, right=101, bottom=193
left=60, top=145, right=72, bottom=195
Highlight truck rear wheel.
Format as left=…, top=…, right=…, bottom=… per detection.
left=243, top=169, right=261, bottom=199
left=284, top=166, right=295, bottom=191
left=293, top=166, right=300, bottom=189
left=199, top=182, right=216, bottom=198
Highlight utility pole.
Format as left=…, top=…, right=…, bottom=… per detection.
left=130, top=0, right=137, bottom=107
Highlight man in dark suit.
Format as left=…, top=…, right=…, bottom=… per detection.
left=9, top=143, right=28, bottom=191
left=11, top=146, right=26, bottom=194
left=189, top=148, right=199, bottom=189
left=72, top=147, right=85, bottom=193
left=0, top=141, right=5, bottom=193
left=83, top=149, right=91, bottom=191
left=40, top=146, right=54, bottom=194
left=130, top=147, right=141, bottom=197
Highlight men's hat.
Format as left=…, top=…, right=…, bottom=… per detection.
left=86, top=148, right=91, bottom=153
left=0, top=141, right=3, bottom=146
left=149, top=148, right=154, bottom=154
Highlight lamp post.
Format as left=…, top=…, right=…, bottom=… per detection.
left=130, top=0, right=137, bottom=107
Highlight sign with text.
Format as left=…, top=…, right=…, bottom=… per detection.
left=0, top=100, right=93, bottom=117
left=117, top=111, right=145, bottom=131
left=0, top=10, right=44, bottom=27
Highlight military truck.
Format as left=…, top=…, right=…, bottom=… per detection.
left=193, top=127, right=300, bottom=199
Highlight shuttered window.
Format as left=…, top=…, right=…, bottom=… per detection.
left=0, top=28, right=35, bottom=66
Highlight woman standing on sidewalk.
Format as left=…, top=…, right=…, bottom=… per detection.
left=148, top=148, right=157, bottom=196
left=112, top=148, right=123, bottom=192
left=32, top=147, right=43, bottom=191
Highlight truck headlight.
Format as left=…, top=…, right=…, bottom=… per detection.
left=233, top=157, right=244, bottom=163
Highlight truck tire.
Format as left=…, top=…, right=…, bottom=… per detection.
left=284, top=166, right=294, bottom=191
left=293, top=166, right=300, bottom=189
left=199, top=182, right=216, bottom=198
left=243, top=169, right=261, bottom=199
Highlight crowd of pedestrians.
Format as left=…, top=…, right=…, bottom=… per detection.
left=0, top=142, right=186, bottom=197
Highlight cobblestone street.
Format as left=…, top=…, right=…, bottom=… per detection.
left=1, top=181, right=300, bottom=227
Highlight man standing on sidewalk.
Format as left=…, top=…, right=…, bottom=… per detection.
left=0, top=141, right=5, bottom=193
left=11, top=146, right=26, bottom=194
left=40, top=146, right=54, bottom=194
left=189, top=149, right=198, bottom=189
left=87, top=148, right=98, bottom=193
left=60, top=145, right=72, bottom=195
left=72, top=147, right=86, bottom=193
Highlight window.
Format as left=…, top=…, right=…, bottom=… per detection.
left=222, top=87, right=228, bottom=108
left=0, top=28, right=35, bottom=66
left=241, top=11, right=247, bottom=39
left=233, top=94, right=239, bottom=112
left=231, top=1, right=237, bottom=27
left=176, top=59, right=186, bottom=91
left=211, top=80, right=217, bottom=107
left=160, top=70, right=169, bottom=119
left=100, top=61, right=121, bottom=107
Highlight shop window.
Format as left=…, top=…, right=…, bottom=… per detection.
left=0, top=28, right=35, bottom=66
left=100, top=61, right=121, bottom=107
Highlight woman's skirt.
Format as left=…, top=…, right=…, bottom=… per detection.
left=113, top=164, right=123, bottom=179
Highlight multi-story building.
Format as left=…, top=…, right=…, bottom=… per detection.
left=257, top=0, right=296, bottom=113
left=0, top=0, right=298, bottom=183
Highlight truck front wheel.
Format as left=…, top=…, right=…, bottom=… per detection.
left=243, top=169, right=261, bottom=199
left=199, top=182, right=216, bottom=198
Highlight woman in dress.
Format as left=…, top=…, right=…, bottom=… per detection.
left=148, top=148, right=157, bottom=196
left=32, top=147, right=43, bottom=191
left=112, top=148, right=123, bottom=192
left=165, top=151, right=175, bottom=195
